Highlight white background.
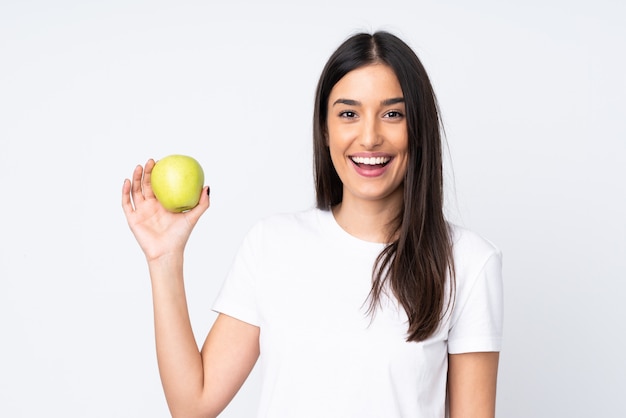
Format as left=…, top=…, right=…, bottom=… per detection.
left=1, top=1, right=624, bottom=417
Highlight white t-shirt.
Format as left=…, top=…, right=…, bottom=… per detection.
left=213, top=208, right=503, bottom=418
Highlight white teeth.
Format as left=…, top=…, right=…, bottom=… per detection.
left=351, top=156, right=391, bottom=165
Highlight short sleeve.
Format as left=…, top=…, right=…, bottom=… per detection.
left=212, top=225, right=262, bottom=327
left=447, top=250, right=503, bottom=354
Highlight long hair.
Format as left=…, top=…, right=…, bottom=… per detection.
left=313, top=31, right=454, bottom=342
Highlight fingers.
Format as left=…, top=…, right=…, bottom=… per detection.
left=123, top=161, right=154, bottom=216
left=142, top=159, right=156, bottom=199
left=121, top=178, right=134, bottom=217
left=130, top=164, right=145, bottom=205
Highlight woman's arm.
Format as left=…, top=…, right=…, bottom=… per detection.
left=447, top=352, right=500, bottom=418
left=122, top=161, right=258, bottom=417
left=149, top=257, right=259, bottom=417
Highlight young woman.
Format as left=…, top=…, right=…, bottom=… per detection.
left=122, top=31, right=503, bottom=418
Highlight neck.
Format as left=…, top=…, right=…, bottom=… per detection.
left=332, top=189, right=403, bottom=244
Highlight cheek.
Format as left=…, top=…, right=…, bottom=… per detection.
left=328, top=144, right=346, bottom=171
left=326, top=131, right=349, bottom=159
left=396, top=153, right=410, bottom=179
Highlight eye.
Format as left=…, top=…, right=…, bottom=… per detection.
left=339, top=110, right=358, bottom=119
left=384, top=110, right=404, bottom=119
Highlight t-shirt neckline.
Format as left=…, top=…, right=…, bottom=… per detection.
left=316, top=207, right=388, bottom=250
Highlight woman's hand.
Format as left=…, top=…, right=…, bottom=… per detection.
left=121, top=159, right=210, bottom=262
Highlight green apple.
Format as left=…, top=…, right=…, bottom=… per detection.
left=150, top=154, right=204, bottom=212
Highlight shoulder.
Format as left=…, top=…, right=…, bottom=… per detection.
left=448, top=223, right=502, bottom=276
left=446, top=224, right=504, bottom=350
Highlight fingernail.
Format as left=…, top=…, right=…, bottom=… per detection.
left=207, top=186, right=211, bottom=197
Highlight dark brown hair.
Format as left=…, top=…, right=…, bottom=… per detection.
left=313, top=31, right=454, bottom=342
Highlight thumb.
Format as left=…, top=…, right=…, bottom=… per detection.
left=185, top=186, right=211, bottom=225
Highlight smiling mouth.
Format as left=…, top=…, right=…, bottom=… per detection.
left=350, top=156, right=392, bottom=168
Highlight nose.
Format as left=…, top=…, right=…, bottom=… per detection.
left=359, top=117, right=383, bottom=149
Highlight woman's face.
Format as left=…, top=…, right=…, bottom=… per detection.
left=326, top=63, right=409, bottom=207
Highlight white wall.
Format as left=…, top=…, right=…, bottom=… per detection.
left=1, top=1, right=624, bottom=416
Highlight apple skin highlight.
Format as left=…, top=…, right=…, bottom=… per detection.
left=150, top=155, right=204, bottom=212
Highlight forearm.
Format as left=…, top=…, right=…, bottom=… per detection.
left=148, top=254, right=209, bottom=417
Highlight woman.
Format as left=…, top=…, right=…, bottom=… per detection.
left=122, top=31, right=503, bottom=418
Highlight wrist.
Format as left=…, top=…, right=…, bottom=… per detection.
left=146, top=252, right=185, bottom=280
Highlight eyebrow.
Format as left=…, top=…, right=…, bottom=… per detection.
left=332, top=97, right=405, bottom=106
